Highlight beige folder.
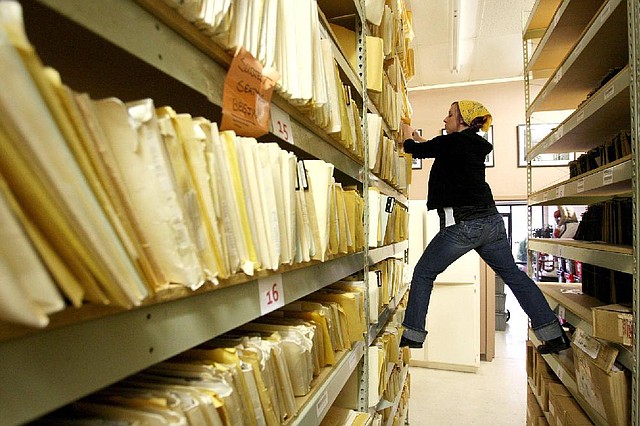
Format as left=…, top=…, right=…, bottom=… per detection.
left=94, top=99, right=205, bottom=291
left=174, top=114, right=227, bottom=281
left=218, top=130, right=259, bottom=275
left=0, top=174, right=61, bottom=328
left=202, top=122, right=241, bottom=275
left=320, top=40, right=342, bottom=135
left=194, top=118, right=231, bottom=278
left=306, top=290, right=366, bottom=344
left=241, top=320, right=315, bottom=394
left=155, top=106, right=217, bottom=285
left=304, top=160, right=335, bottom=261
left=0, top=22, right=144, bottom=307
left=235, top=136, right=272, bottom=272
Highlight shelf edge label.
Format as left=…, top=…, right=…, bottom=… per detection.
left=259, top=274, right=285, bottom=315
left=604, top=85, right=615, bottom=101
left=316, top=390, right=329, bottom=417
left=270, top=104, right=295, bottom=145
left=603, top=168, right=614, bottom=186
left=577, top=178, right=585, bottom=193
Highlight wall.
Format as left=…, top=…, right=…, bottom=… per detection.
left=407, top=80, right=568, bottom=201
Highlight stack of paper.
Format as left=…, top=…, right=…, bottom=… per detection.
left=302, top=159, right=335, bottom=262
left=342, top=187, right=365, bottom=253
left=306, top=287, right=367, bottom=345
left=320, top=406, right=372, bottom=426
left=0, top=5, right=148, bottom=310
left=0, top=174, right=64, bottom=328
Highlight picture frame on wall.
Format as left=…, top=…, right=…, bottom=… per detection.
left=517, top=124, right=574, bottom=167
left=442, top=126, right=494, bottom=167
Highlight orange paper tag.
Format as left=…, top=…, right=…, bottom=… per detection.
left=220, top=47, right=279, bottom=138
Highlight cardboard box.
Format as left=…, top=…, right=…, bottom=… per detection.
left=527, top=389, right=544, bottom=426
left=538, top=370, right=561, bottom=411
left=572, top=329, right=630, bottom=426
left=548, top=383, right=572, bottom=426
left=527, top=340, right=536, bottom=379
left=553, top=395, right=593, bottom=426
left=592, top=304, right=633, bottom=346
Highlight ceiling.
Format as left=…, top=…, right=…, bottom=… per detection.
left=406, top=0, right=537, bottom=90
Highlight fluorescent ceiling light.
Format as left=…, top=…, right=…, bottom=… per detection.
left=450, top=0, right=461, bottom=73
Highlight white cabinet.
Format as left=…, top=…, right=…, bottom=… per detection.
left=408, top=209, right=481, bottom=372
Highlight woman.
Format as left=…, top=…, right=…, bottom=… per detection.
left=400, top=100, right=569, bottom=354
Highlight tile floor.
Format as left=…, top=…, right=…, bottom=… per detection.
left=407, top=289, right=529, bottom=425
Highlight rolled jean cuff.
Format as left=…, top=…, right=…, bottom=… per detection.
left=402, top=324, right=427, bottom=342
left=532, top=319, right=563, bottom=341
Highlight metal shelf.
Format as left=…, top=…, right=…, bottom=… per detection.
left=369, top=241, right=409, bottom=266
left=526, top=0, right=606, bottom=76
left=524, top=0, right=564, bottom=39
left=528, top=0, right=628, bottom=114
left=383, top=364, right=410, bottom=426
left=538, top=283, right=634, bottom=370
left=369, top=174, right=409, bottom=207
left=528, top=156, right=632, bottom=205
left=528, top=66, right=630, bottom=157
left=33, top=0, right=365, bottom=183
left=368, top=285, right=409, bottom=346
left=529, top=331, right=609, bottom=426
left=529, top=238, right=632, bottom=273
left=316, top=0, right=364, bottom=24
left=0, top=252, right=365, bottom=425
left=291, top=341, right=365, bottom=425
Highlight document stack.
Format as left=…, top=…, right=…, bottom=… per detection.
left=367, top=189, right=409, bottom=249
left=161, top=0, right=351, bottom=143
left=35, top=281, right=366, bottom=425
left=0, top=2, right=369, bottom=328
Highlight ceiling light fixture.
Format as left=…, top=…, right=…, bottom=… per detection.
left=449, top=0, right=461, bottom=73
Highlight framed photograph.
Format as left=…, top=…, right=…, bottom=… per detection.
left=411, top=157, right=422, bottom=169
left=517, top=124, right=574, bottom=167
left=442, top=126, right=494, bottom=167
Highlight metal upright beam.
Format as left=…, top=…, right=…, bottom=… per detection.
left=628, top=0, right=640, bottom=423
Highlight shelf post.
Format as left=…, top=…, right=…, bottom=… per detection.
left=628, top=0, right=640, bottom=424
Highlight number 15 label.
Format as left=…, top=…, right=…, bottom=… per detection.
left=259, top=274, right=285, bottom=315
left=270, top=105, right=295, bottom=145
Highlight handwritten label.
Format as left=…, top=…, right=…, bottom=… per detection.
left=603, top=168, right=614, bottom=185
left=259, top=274, right=284, bottom=315
left=577, top=178, right=585, bottom=193
left=316, top=391, right=329, bottom=417
left=221, top=47, right=280, bottom=137
left=270, top=104, right=295, bottom=144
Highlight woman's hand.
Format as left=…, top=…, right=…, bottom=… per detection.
left=402, top=123, right=426, bottom=142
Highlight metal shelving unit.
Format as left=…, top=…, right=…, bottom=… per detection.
left=0, top=0, right=412, bottom=425
left=523, top=0, right=639, bottom=424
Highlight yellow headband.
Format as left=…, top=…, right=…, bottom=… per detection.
left=457, top=100, right=492, bottom=132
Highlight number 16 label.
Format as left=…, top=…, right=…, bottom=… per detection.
left=259, top=274, right=284, bottom=315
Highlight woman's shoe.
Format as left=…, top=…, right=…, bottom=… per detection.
left=538, top=331, right=571, bottom=354
left=399, top=336, right=423, bottom=349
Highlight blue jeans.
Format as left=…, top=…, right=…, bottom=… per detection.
left=402, top=213, right=563, bottom=343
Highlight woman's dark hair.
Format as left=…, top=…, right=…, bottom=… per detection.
left=467, top=116, right=488, bottom=132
